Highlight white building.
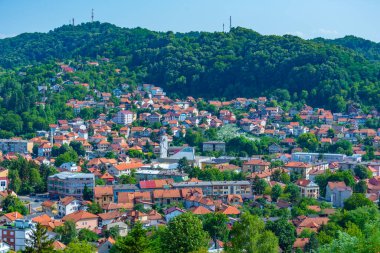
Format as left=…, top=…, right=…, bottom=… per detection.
left=112, top=110, right=135, bottom=125
left=57, top=196, right=82, bottom=217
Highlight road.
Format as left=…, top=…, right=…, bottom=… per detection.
left=18, top=194, right=49, bottom=214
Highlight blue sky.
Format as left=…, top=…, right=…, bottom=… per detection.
left=0, top=0, right=379, bottom=41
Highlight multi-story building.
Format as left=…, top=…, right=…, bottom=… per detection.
left=291, top=152, right=346, bottom=163
left=0, top=139, right=33, bottom=154
left=112, top=110, right=135, bottom=125
left=242, top=159, right=270, bottom=173
left=172, top=181, right=251, bottom=196
left=296, top=179, right=320, bottom=199
left=48, top=172, right=95, bottom=199
left=57, top=196, right=82, bottom=217
left=202, top=141, right=226, bottom=153
left=0, top=169, right=8, bottom=191
left=0, top=219, right=35, bottom=251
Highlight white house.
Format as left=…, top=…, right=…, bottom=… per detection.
left=59, top=162, right=79, bottom=172
left=112, top=110, right=135, bottom=125
left=57, top=196, right=82, bottom=217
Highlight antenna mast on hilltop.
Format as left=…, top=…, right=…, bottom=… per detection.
left=91, top=8, right=94, bottom=22
left=223, top=23, right=225, bottom=33
left=72, top=18, right=75, bottom=26
left=229, top=16, right=232, bottom=31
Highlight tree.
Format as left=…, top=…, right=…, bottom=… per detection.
left=54, top=149, right=78, bottom=167
left=111, top=222, right=149, bottom=253
left=64, top=241, right=96, bottom=253
left=266, top=218, right=296, bottom=253
left=23, top=223, right=54, bottom=253
left=227, top=213, right=278, bottom=253
left=2, top=195, right=28, bottom=215
left=118, top=173, right=136, bottom=184
left=161, top=212, right=209, bottom=253
left=354, top=165, right=372, bottom=179
left=78, top=228, right=99, bottom=242
left=177, top=157, right=192, bottom=174
left=87, top=202, right=102, bottom=214
left=284, top=183, right=301, bottom=204
left=271, top=184, right=283, bottom=202
left=69, top=141, right=86, bottom=156
left=202, top=213, right=229, bottom=246
left=344, top=193, right=374, bottom=210
left=304, top=233, right=319, bottom=252
left=252, top=176, right=268, bottom=194
left=83, top=184, right=93, bottom=201
left=354, top=180, right=367, bottom=193
left=297, top=133, right=319, bottom=151
left=55, top=220, right=77, bottom=245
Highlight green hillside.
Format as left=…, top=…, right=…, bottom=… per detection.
left=1, top=22, right=380, bottom=111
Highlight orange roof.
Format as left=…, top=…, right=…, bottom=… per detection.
left=94, top=186, right=113, bottom=198
left=285, top=162, right=312, bottom=168
left=153, top=189, right=181, bottom=199
left=3, top=212, right=24, bottom=221
left=59, top=196, right=77, bottom=206
left=191, top=206, right=211, bottom=215
left=219, top=205, right=240, bottom=215
left=100, top=172, right=115, bottom=180
left=53, top=241, right=66, bottom=250
left=62, top=210, right=98, bottom=223
left=113, top=162, right=144, bottom=171
left=293, top=238, right=309, bottom=249
left=244, top=159, right=270, bottom=166
left=327, top=181, right=346, bottom=190
left=97, top=211, right=122, bottom=221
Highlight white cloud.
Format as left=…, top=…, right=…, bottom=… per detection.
left=0, top=33, right=17, bottom=39
left=315, top=28, right=339, bottom=38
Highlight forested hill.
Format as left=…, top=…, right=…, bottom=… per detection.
left=1, top=22, right=380, bottom=110
left=313, top=36, right=380, bottom=62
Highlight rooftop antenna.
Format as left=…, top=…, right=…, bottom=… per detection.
left=91, top=8, right=94, bottom=22
left=229, top=16, right=232, bottom=31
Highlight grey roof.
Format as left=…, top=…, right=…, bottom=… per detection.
left=48, top=172, right=94, bottom=180
left=172, top=181, right=250, bottom=187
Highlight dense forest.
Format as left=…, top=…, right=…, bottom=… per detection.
left=0, top=22, right=380, bottom=125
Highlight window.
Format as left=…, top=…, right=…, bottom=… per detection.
left=0, top=181, right=5, bottom=187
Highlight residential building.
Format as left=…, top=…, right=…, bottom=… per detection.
left=291, top=152, right=346, bottom=163
left=112, top=110, right=135, bottom=125
left=94, top=186, right=114, bottom=207
left=326, top=182, right=353, bottom=207
left=62, top=210, right=98, bottom=230
left=48, top=172, right=95, bottom=199
left=57, top=196, right=82, bottom=217
left=242, top=159, right=270, bottom=173
left=172, top=181, right=251, bottom=196
left=202, top=141, right=226, bottom=153
left=284, top=162, right=313, bottom=179
left=0, top=169, right=8, bottom=191
left=296, top=179, right=320, bottom=199
left=0, top=139, right=33, bottom=154
left=0, top=219, right=35, bottom=251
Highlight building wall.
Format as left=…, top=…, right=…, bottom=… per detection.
left=75, top=218, right=98, bottom=230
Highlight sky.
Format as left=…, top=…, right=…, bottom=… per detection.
left=0, top=0, right=379, bottom=42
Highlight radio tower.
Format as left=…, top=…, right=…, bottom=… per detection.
left=72, top=18, right=75, bottom=26
left=223, top=23, right=225, bottom=33
left=229, top=16, right=232, bottom=31
left=91, top=8, right=94, bottom=22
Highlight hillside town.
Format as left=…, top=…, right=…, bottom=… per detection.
left=0, top=61, right=379, bottom=253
